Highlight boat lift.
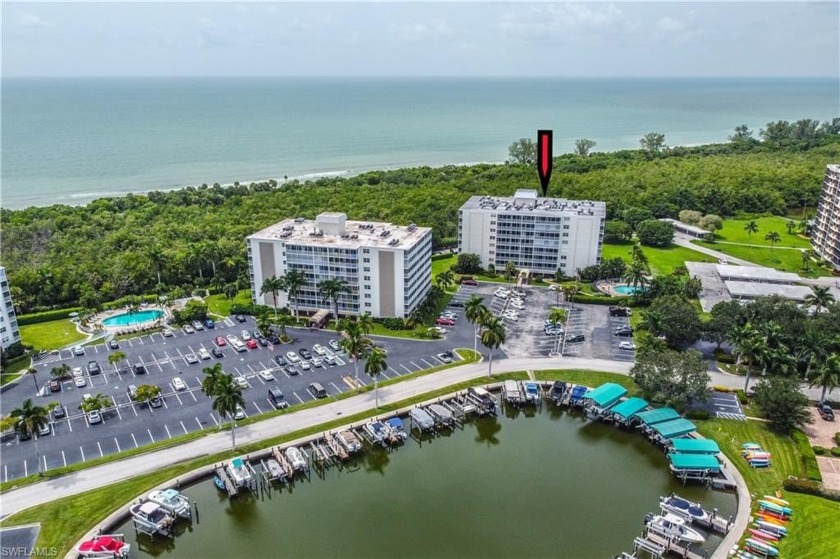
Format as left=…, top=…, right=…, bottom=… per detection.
left=272, top=446, right=295, bottom=481
left=214, top=464, right=238, bottom=498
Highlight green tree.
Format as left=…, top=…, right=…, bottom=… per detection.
left=275, top=313, right=292, bottom=340
left=574, top=138, right=596, bottom=157
left=622, top=261, right=649, bottom=293
left=678, top=210, right=703, bottom=226
left=603, top=220, right=633, bottom=243
left=339, top=318, right=371, bottom=383
left=804, top=286, right=835, bottom=314
left=224, top=282, right=239, bottom=300
left=507, top=138, right=537, bottom=164
left=10, top=399, right=50, bottom=475
left=255, top=310, right=272, bottom=338
left=319, top=278, right=350, bottom=322
left=282, top=269, right=307, bottom=319
left=364, top=345, right=388, bottom=409
left=798, top=327, right=828, bottom=379
left=698, top=214, right=723, bottom=235
left=548, top=307, right=566, bottom=355
left=630, top=348, right=711, bottom=411
left=201, top=363, right=225, bottom=398
left=479, top=316, right=506, bottom=377
left=178, top=299, right=208, bottom=323
left=50, top=363, right=71, bottom=381
left=744, top=220, right=759, bottom=241
left=504, top=261, right=517, bottom=284
left=808, top=354, right=840, bottom=403
left=435, top=270, right=455, bottom=292
left=726, top=323, right=757, bottom=376
left=211, top=373, right=245, bottom=449
left=764, top=231, right=781, bottom=258
left=800, top=251, right=812, bottom=272
left=357, top=313, right=375, bottom=336
left=785, top=220, right=796, bottom=235
left=636, top=219, right=674, bottom=247
left=79, top=393, right=111, bottom=413
left=703, top=300, right=744, bottom=350
left=465, top=295, right=489, bottom=355
left=455, top=253, right=482, bottom=274
left=647, top=295, right=702, bottom=349
left=260, top=275, right=285, bottom=320
left=134, top=384, right=162, bottom=404
left=622, top=207, right=655, bottom=230
left=752, top=376, right=811, bottom=434
left=640, top=132, right=666, bottom=153
left=729, top=124, right=754, bottom=144
left=108, top=350, right=127, bottom=370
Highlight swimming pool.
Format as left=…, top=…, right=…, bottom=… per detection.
left=101, top=309, right=163, bottom=327
left=614, top=285, right=642, bottom=295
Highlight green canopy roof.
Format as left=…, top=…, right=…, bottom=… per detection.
left=635, top=407, right=680, bottom=425
left=671, top=438, right=720, bottom=454
left=609, top=397, right=648, bottom=420
left=582, top=383, right=628, bottom=408
left=651, top=418, right=697, bottom=439
left=668, top=453, right=721, bottom=472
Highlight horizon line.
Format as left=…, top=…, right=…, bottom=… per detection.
left=3, top=74, right=838, bottom=80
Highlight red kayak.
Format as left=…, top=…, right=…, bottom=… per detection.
left=758, top=510, right=790, bottom=522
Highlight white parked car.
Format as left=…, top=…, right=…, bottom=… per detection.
left=72, top=367, right=84, bottom=378
left=88, top=410, right=102, bottom=424
left=285, top=351, right=301, bottom=363
left=311, top=357, right=323, bottom=368
left=227, top=335, right=241, bottom=346
left=429, top=326, right=447, bottom=335
left=441, top=311, right=459, bottom=319
left=234, top=376, right=249, bottom=388
left=618, top=341, right=636, bottom=351
left=494, top=290, right=509, bottom=299
left=74, top=376, right=86, bottom=387
left=172, top=377, right=187, bottom=391
left=241, top=330, right=252, bottom=341
left=185, top=353, right=199, bottom=364
left=233, top=405, right=246, bottom=420
left=233, top=341, right=247, bottom=353
left=198, top=348, right=211, bottom=360
left=312, top=344, right=327, bottom=356
left=548, top=284, right=558, bottom=291
left=258, top=370, right=275, bottom=381
left=509, top=300, right=525, bottom=309
left=73, top=345, right=85, bottom=356
left=299, top=361, right=311, bottom=371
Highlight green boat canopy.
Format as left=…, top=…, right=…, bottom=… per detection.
left=671, top=438, right=720, bottom=454
left=650, top=418, right=697, bottom=439
left=582, top=383, right=628, bottom=408
left=635, top=407, right=680, bottom=425
left=668, top=453, right=721, bottom=472
left=609, top=397, right=649, bottom=420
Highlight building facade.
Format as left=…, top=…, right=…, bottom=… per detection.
left=247, top=213, right=432, bottom=318
left=458, top=190, right=606, bottom=276
left=812, top=164, right=840, bottom=271
left=0, top=266, right=22, bottom=350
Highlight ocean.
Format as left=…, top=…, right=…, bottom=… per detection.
left=2, top=77, right=837, bottom=210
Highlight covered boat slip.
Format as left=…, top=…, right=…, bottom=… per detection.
left=649, top=418, right=697, bottom=440
left=582, top=383, right=627, bottom=408
left=668, top=453, right=721, bottom=473
left=670, top=438, right=720, bottom=455
left=635, top=407, right=680, bottom=426
left=609, top=397, right=649, bottom=422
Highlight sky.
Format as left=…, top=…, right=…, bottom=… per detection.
left=3, top=2, right=838, bottom=77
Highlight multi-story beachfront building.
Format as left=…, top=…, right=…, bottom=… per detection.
left=812, top=164, right=840, bottom=271
left=458, top=190, right=606, bottom=276
left=0, top=266, right=22, bottom=350
left=247, top=213, right=432, bottom=318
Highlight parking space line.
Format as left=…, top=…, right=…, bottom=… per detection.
left=330, top=381, right=343, bottom=394
left=131, top=433, right=138, bottom=448
left=210, top=414, right=219, bottom=426
left=379, top=369, right=392, bottom=379
left=43, top=455, right=48, bottom=472
left=420, top=358, right=435, bottom=367
left=112, top=397, right=122, bottom=419
left=293, top=392, right=305, bottom=404
left=409, top=360, right=423, bottom=370
left=173, top=391, right=183, bottom=405
left=127, top=338, right=134, bottom=347
left=147, top=429, right=155, bottom=443
left=195, top=418, right=204, bottom=430
left=3, top=465, right=6, bottom=483
left=389, top=366, right=401, bottom=376
left=97, top=442, right=103, bottom=457
left=400, top=364, right=412, bottom=374
left=180, top=420, right=188, bottom=435
left=253, top=402, right=264, bottom=414
left=165, top=425, right=172, bottom=439
left=189, top=390, right=197, bottom=402
left=24, top=461, right=28, bottom=477
left=114, top=438, right=121, bottom=453
left=131, top=403, right=138, bottom=416
left=62, top=451, right=67, bottom=467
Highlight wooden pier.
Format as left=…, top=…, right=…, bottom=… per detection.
left=214, top=465, right=238, bottom=498
left=272, top=446, right=295, bottom=480
left=324, top=432, right=349, bottom=461
left=643, top=527, right=708, bottom=559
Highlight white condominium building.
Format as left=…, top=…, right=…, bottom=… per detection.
left=812, top=164, right=840, bottom=271
left=247, top=212, right=432, bottom=318
left=0, top=266, right=21, bottom=350
left=458, top=189, right=606, bottom=276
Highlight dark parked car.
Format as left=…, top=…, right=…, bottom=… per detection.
left=204, top=318, right=215, bottom=329
left=267, top=334, right=280, bottom=344
left=566, top=334, right=586, bottom=343
left=211, top=347, right=224, bottom=358
left=818, top=403, right=835, bottom=421
left=614, top=329, right=634, bottom=338
left=48, top=379, right=61, bottom=392
left=108, top=339, right=120, bottom=350
left=449, top=300, right=465, bottom=308
left=256, top=335, right=268, bottom=347
left=149, top=395, right=163, bottom=408
left=299, top=348, right=313, bottom=360
left=460, top=278, right=478, bottom=286
left=17, top=429, right=32, bottom=442
left=609, top=306, right=632, bottom=317
left=235, top=314, right=247, bottom=323
left=133, top=363, right=147, bottom=375
left=274, top=355, right=287, bottom=366
left=87, top=361, right=101, bottom=375
left=52, top=406, right=66, bottom=420
left=285, top=364, right=299, bottom=376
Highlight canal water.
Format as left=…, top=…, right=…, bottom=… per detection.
left=117, top=405, right=736, bottom=558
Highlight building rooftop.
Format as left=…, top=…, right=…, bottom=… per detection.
left=724, top=281, right=813, bottom=301
left=460, top=193, right=606, bottom=217
left=660, top=218, right=710, bottom=236
left=716, top=264, right=801, bottom=284
left=247, top=213, right=430, bottom=250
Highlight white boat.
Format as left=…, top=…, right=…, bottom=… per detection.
left=226, top=456, right=255, bottom=488
left=130, top=501, right=174, bottom=535
left=409, top=408, right=435, bottom=431
left=645, top=513, right=706, bottom=544
left=147, top=488, right=191, bottom=519
left=660, top=494, right=709, bottom=523
left=385, top=417, right=408, bottom=442
left=427, top=403, right=455, bottom=427
left=337, top=429, right=362, bottom=453
left=285, top=446, right=308, bottom=472
left=503, top=380, right=523, bottom=404
left=264, top=458, right=284, bottom=480
left=364, top=420, right=388, bottom=444
left=76, top=534, right=131, bottom=558
left=521, top=381, right=540, bottom=404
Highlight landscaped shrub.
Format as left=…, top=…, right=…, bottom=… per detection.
left=17, top=307, right=84, bottom=326
left=783, top=478, right=840, bottom=503
left=835, top=432, right=840, bottom=446
left=685, top=409, right=710, bottom=420
left=712, top=386, right=733, bottom=393
left=229, top=303, right=272, bottom=316
left=813, top=446, right=826, bottom=455
left=792, top=430, right=823, bottom=481
left=570, top=294, right=633, bottom=306
left=735, top=389, right=749, bottom=405
left=714, top=349, right=736, bottom=364
left=377, top=317, right=407, bottom=331
left=831, top=447, right=840, bottom=457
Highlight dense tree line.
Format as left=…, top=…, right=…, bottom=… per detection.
left=1, top=123, right=837, bottom=310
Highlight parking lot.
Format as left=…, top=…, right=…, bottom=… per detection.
left=1, top=315, right=474, bottom=482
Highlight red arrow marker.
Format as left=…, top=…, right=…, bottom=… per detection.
left=537, top=130, right=553, bottom=196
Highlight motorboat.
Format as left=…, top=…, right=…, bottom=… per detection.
left=226, top=457, right=255, bottom=489
left=467, top=387, right=498, bottom=414
left=521, top=381, right=540, bottom=404
left=645, top=513, right=705, bottom=545
left=147, top=488, right=191, bottom=519
left=76, top=535, right=131, bottom=558
left=503, top=380, right=523, bottom=404
left=129, top=501, right=174, bottom=535
left=385, top=417, right=408, bottom=442
left=659, top=494, right=709, bottom=523
left=427, top=403, right=455, bottom=427
left=285, top=446, right=308, bottom=472
left=409, top=408, right=435, bottom=431
left=548, top=381, right=566, bottom=403
left=364, top=420, right=388, bottom=445
left=336, top=429, right=362, bottom=453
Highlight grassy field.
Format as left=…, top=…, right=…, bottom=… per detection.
left=711, top=216, right=811, bottom=248
left=19, top=319, right=86, bottom=351
left=205, top=290, right=252, bottom=317
left=0, top=357, right=31, bottom=386
left=693, top=239, right=833, bottom=276
left=532, top=369, right=640, bottom=396
left=601, top=241, right=717, bottom=276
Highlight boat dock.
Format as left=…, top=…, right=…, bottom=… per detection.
left=502, top=380, right=524, bottom=406
left=324, top=432, right=350, bottom=461
left=214, top=465, right=238, bottom=498
left=272, top=447, right=296, bottom=480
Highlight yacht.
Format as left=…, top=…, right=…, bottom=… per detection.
left=659, top=494, right=709, bottom=523
left=645, top=513, right=705, bottom=545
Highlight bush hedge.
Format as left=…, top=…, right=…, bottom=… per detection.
left=714, top=349, right=736, bottom=364
left=792, top=429, right=822, bottom=481
left=783, top=478, right=840, bottom=502
left=377, top=317, right=408, bottom=331
left=685, top=409, right=711, bottom=420
left=735, top=389, right=749, bottom=405
left=813, top=446, right=826, bottom=455
left=836, top=432, right=840, bottom=446
left=17, top=307, right=84, bottom=326
left=570, top=294, right=633, bottom=306
left=832, top=447, right=840, bottom=457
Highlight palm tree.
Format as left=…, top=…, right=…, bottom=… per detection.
left=186, top=245, right=206, bottom=282
left=726, top=324, right=755, bottom=375
left=465, top=295, right=488, bottom=355
left=319, top=278, right=350, bottom=323
left=798, top=329, right=827, bottom=378
left=809, top=354, right=840, bottom=403
left=364, top=345, right=388, bottom=409
left=630, top=243, right=649, bottom=268
left=479, top=316, right=506, bottom=377
left=224, top=282, right=239, bottom=300
left=26, top=367, right=39, bottom=392
left=622, top=262, right=649, bottom=291
left=275, top=313, right=292, bottom=340
left=357, top=313, right=375, bottom=336
left=260, top=276, right=285, bottom=320
left=256, top=310, right=272, bottom=338
left=640, top=309, right=665, bottom=336
left=785, top=221, right=796, bottom=235
left=740, top=333, right=767, bottom=392
left=744, top=220, right=759, bottom=241
left=339, top=320, right=370, bottom=383
left=504, top=261, right=517, bottom=284
left=804, top=286, right=835, bottom=315
left=282, top=269, right=307, bottom=319
left=764, top=231, right=781, bottom=258
left=147, top=244, right=165, bottom=286
left=436, top=270, right=455, bottom=292
left=10, top=399, right=50, bottom=475
left=801, top=250, right=812, bottom=272
left=108, top=350, right=127, bottom=370
left=548, top=307, right=565, bottom=355
left=211, top=374, right=245, bottom=449
left=201, top=363, right=225, bottom=398
left=50, top=363, right=71, bottom=381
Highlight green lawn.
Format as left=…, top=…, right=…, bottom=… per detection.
left=19, top=319, right=86, bottom=351
left=0, top=358, right=31, bottom=386
left=431, top=254, right=457, bottom=281
left=712, top=216, right=811, bottom=248
left=205, top=290, right=252, bottom=317
left=693, top=240, right=833, bottom=276
left=601, top=241, right=717, bottom=276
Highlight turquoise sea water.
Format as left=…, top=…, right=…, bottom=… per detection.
left=101, top=309, right=163, bottom=327
left=2, top=77, right=837, bottom=209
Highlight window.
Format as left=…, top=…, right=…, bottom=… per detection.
left=363, top=258, right=370, bottom=263
left=562, top=241, right=569, bottom=245
left=364, top=294, right=371, bottom=299
left=365, top=303, right=371, bottom=308
left=364, top=267, right=370, bottom=272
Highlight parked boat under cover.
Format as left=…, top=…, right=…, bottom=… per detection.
left=409, top=408, right=436, bottom=431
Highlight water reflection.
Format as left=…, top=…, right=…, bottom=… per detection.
left=473, top=417, right=501, bottom=446
left=363, top=447, right=391, bottom=475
